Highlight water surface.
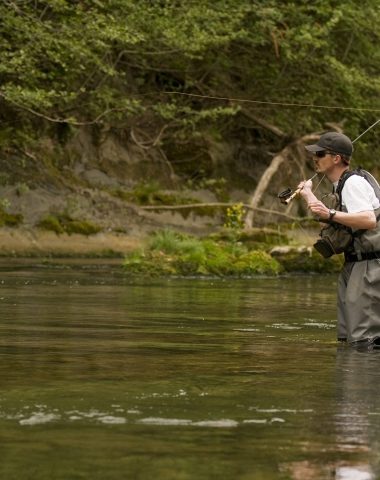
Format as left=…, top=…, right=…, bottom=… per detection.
left=0, top=260, right=379, bottom=480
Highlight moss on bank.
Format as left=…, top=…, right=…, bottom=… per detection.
left=37, top=213, right=102, bottom=236
left=123, top=229, right=282, bottom=277
left=0, top=208, right=23, bottom=227
left=122, top=229, right=342, bottom=277
left=270, top=246, right=343, bottom=273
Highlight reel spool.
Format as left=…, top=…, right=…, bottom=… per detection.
left=277, top=188, right=293, bottom=204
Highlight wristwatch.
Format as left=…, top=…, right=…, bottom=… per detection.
left=328, top=209, right=337, bottom=220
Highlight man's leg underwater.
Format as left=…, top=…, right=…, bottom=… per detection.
left=337, top=264, right=352, bottom=342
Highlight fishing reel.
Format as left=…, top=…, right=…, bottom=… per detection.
left=278, top=173, right=318, bottom=205
left=278, top=187, right=296, bottom=205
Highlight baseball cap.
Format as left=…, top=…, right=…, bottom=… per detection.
left=305, top=132, right=353, bottom=157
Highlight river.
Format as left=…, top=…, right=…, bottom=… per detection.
left=0, top=260, right=378, bottom=480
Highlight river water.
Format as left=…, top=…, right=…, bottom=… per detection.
left=0, top=260, right=379, bottom=480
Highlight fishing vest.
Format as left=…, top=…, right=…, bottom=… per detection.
left=325, top=168, right=380, bottom=260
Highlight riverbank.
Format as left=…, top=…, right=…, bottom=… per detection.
left=0, top=226, right=343, bottom=274
left=0, top=227, right=142, bottom=258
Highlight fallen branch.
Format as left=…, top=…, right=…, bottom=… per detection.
left=140, top=202, right=305, bottom=221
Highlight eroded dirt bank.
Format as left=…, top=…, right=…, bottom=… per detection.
left=0, top=228, right=142, bottom=258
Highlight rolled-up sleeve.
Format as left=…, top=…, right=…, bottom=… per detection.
left=341, top=176, right=380, bottom=213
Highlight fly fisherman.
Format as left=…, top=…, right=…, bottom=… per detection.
left=298, top=132, right=380, bottom=349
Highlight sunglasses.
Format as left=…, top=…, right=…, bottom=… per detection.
left=314, top=151, right=336, bottom=158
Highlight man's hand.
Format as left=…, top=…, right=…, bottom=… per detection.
left=297, top=180, right=319, bottom=204
left=307, top=200, right=330, bottom=220
left=297, top=179, right=313, bottom=193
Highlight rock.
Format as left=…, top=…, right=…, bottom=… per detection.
left=270, top=245, right=343, bottom=273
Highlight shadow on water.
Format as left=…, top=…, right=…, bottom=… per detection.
left=0, top=261, right=379, bottom=479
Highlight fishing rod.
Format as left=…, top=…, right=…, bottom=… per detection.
left=278, top=173, right=318, bottom=205
left=277, top=119, right=380, bottom=205
left=352, top=118, right=380, bottom=143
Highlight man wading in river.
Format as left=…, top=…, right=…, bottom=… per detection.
left=298, top=132, right=380, bottom=349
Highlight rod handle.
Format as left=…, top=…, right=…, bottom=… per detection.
left=283, top=187, right=302, bottom=204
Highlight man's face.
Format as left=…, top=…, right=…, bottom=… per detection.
left=313, top=151, right=337, bottom=173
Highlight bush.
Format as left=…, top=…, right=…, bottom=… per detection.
left=233, top=251, right=283, bottom=275
left=37, top=214, right=102, bottom=236
left=0, top=208, right=23, bottom=227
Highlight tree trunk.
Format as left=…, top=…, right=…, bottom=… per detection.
left=244, top=133, right=320, bottom=229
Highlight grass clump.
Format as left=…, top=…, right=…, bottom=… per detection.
left=115, top=182, right=199, bottom=207
left=210, top=227, right=289, bottom=251
left=0, top=208, right=23, bottom=227
left=38, top=213, right=102, bottom=235
left=123, top=229, right=282, bottom=277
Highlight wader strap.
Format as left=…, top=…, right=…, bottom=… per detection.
left=345, top=251, right=380, bottom=262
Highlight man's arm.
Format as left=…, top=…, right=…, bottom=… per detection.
left=299, top=180, right=377, bottom=230
left=309, top=202, right=376, bottom=230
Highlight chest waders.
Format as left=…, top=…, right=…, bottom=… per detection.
left=336, top=169, right=380, bottom=261
left=314, top=169, right=380, bottom=259
left=329, top=169, right=380, bottom=346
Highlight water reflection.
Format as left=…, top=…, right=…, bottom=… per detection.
left=284, top=462, right=373, bottom=480
left=284, top=347, right=380, bottom=480
left=335, top=466, right=373, bottom=480
left=0, top=264, right=379, bottom=479
left=334, top=347, right=380, bottom=480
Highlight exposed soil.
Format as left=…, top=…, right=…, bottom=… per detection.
left=0, top=184, right=224, bottom=257
left=0, top=228, right=141, bottom=258
left=0, top=127, right=294, bottom=257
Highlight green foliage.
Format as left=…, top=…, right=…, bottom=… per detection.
left=129, top=182, right=164, bottom=205
left=0, top=198, right=23, bottom=227
left=184, top=177, right=229, bottom=202
left=1, top=0, right=380, bottom=171
left=233, top=250, right=282, bottom=275
left=224, top=203, right=245, bottom=230
left=124, top=229, right=345, bottom=277
left=115, top=183, right=199, bottom=207
left=123, top=229, right=282, bottom=277
left=38, top=215, right=63, bottom=234
left=0, top=208, right=23, bottom=227
left=212, top=227, right=289, bottom=250
left=37, top=214, right=102, bottom=236
left=148, top=229, right=192, bottom=254
left=271, top=248, right=344, bottom=274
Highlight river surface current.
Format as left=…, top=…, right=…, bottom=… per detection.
left=0, top=260, right=379, bottom=480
